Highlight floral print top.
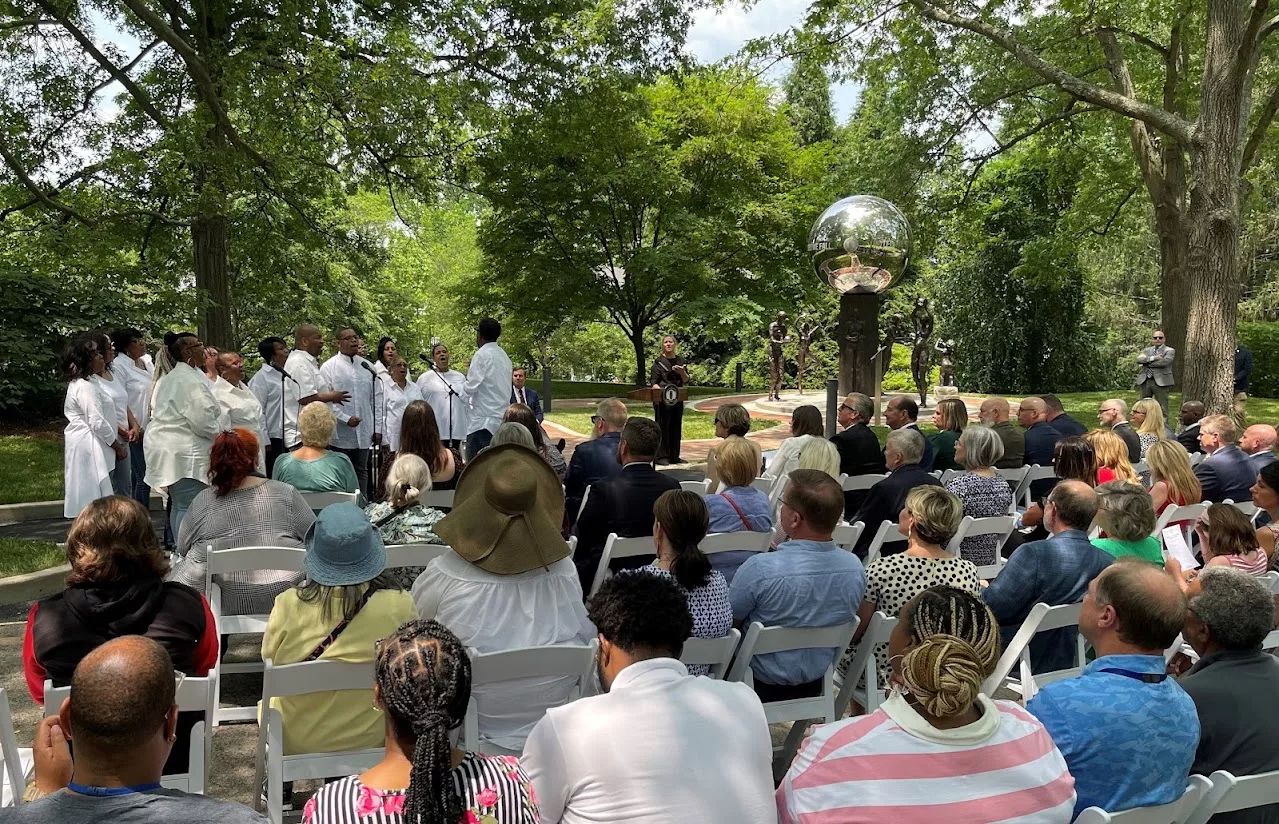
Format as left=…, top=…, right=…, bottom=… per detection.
left=303, top=753, right=539, bottom=823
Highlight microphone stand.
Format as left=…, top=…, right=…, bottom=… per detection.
left=368, top=365, right=380, bottom=487
left=434, top=364, right=461, bottom=448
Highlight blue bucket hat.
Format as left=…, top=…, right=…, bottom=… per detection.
left=304, top=502, right=387, bottom=586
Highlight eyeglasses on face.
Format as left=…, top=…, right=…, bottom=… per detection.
left=840, top=404, right=855, bottom=414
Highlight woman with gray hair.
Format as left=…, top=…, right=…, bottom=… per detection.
left=1091, top=480, right=1163, bottom=565
left=943, top=425, right=1012, bottom=566
left=364, top=453, right=447, bottom=588
left=490, top=420, right=536, bottom=450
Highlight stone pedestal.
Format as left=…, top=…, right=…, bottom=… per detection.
left=838, top=292, right=878, bottom=397
left=933, top=385, right=960, bottom=401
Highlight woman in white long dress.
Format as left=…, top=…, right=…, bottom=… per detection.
left=109, top=327, right=153, bottom=507
left=90, top=333, right=139, bottom=497
left=62, top=335, right=121, bottom=518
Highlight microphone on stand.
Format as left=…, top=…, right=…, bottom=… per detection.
left=419, top=353, right=433, bottom=367
left=272, top=363, right=298, bottom=383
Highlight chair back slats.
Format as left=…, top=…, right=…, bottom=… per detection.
left=698, top=531, right=771, bottom=555
left=680, top=630, right=741, bottom=680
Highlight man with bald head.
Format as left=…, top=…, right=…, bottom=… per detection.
left=1028, top=559, right=1199, bottom=818
left=18, top=636, right=265, bottom=821
left=1239, top=423, right=1277, bottom=472
left=1177, top=400, right=1206, bottom=454
left=282, top=323, right=349, bottom=449
left=1098, top=397, right=1141, bottom=463
left=1135, top=329, right=1175, bottom=416
left=978, top=396, right=1024, bottom=468
left=1016, top=397, right=1062, bottom=467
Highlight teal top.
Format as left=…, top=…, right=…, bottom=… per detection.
left=272, top=451, right=358, bottom=496
left=931, top=429, right=963, bottom=472
left=1092, top=535, right=1164, bottom=567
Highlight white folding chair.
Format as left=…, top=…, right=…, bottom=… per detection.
left=833, top=611, right=898, bottom=718
left=680, top=628, right=741, bottom=679
left=46, top=675, right=214, bottom=794
left=863, top=520, right=908, bottom=563
left=424, top=489, right=454, bottom=509
left=1155, top=502, right=1209, bottom=539
left=205, top=545, right=308, bottom=723
left=832, top=522, right=866, bottom=553
left=576, top=485, right=591, bottom=520
left=1014, top=465, right=1057, bottom=508
left=589, top=533, right=656, bottom=595
left=1261, top=571, right=1279, bottom=595
left=1133, top=460, right=1150, bottom=477
left=301, top=491, right=358, bottom=510
left=751, top=476, right=775, bottom=494
left=463, top=641, right=597, bottom=754
left=727, top=618, right=860, bottom=766
left=0, top=689, right=31, bottom=807
left=1075, top=775, right=1211, bottom=823
left=255, top=659, right=382, bottom=824
left=1224, top=498, right=1259, bottom=518
left=981, top=602, right=1051, bottom=697
left=1185, top=768, right=1279, bottom=824
left=946, top=515, right=1017, bottom=578
left=383, top=543, right=449, bottom=570
left=938, top=468, right=960, bottom=484
left=1002, top=602, right=1086, bottom=701
left=842, top=473, right=887, bottom=493
left=1189, top=452, right=1205, bottom=467
left=681, top=479, right=711, bottom=496
left=698, top=531, right=771, bottom=555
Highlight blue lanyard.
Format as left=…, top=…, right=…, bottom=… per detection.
left=1098, top=667, right=1168, bottom=684
left=67, top=782, right=162, bottom=797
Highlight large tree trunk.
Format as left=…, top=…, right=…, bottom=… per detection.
left=192, top=213, right=233, bottom=349
left=630, top=326, right=648, bottom=386
left=1156, top=210, right=1190, bottom=386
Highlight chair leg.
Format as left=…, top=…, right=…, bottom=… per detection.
left=778, top=721, right=810, bottom=772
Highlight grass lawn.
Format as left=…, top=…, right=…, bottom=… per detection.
left=0, top=537, right=65, bottom=577
left=0, top=436, right=64, bottom=504
left=547, top=381, right=727, bottom=401
left=546, top=403, right=774, bottom=440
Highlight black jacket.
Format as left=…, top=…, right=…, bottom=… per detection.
left=1178, top=422, right=1204, bottom=454
left=564, top=431, right=622, bottom=526
left=1113, top=422, right=1142, bottom=464
left=1048, top=413, right=1087, bottom=439
left=851, top=463, right=942, bottom=558
left=572, top=463, right=680, bottom=587
left=832, top=423, right=887, bottom=515
left=1195, top=444, right=1258, bottom=503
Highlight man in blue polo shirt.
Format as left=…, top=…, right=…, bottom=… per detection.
left=729, top=469, right=866, bottom=703
left=1027, top=559, right=1198, bottom=818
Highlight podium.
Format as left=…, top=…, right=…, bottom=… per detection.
left=628, top=386, right=689, bottom=405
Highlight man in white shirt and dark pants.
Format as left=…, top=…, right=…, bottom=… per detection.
left=283, top=324, right=349, bottom=449
left=416, top=342, right=468, bottom=450
left=320, top=326, right=380, bottom=498
left=463, top=317, right=513, bottom=458
left=521, top=573, right=776, bottom=824
left=248, top=336, right=292, bottom=476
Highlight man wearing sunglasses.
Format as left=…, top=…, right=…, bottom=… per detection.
left=1135, top=330, right=1175, bottom=417
left=830, top=393, right=886, bottom=517
left=564, top=398, right=627, bottom=526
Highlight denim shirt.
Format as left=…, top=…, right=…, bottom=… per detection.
left=728, top=539, right=866, bottom=686
left=705, top=486, right=774, bottom=586
left=1028, top=654, right=1199, bottom=818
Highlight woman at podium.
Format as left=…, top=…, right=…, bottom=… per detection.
left=650, top=334, right=689, bottom=465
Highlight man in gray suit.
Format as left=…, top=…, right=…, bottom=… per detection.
left=1136, top=330, right=1175, bottom=416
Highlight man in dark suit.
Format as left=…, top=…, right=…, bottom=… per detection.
left=1239, top=424, right=1277, bottom=473
left=564, top=398, right=627, bottom=526
left=831, top=392, right=886, bottom=516
left=1194, top=415, right=1258, bottom=503
left=1018, top=397, right=1064, bottom=500
left=883, top=395, right=934, bottom=471
left=1099, top=398, right=1142, bottom=464
left=510, top=366, right=543, bottom=422
left=572, top=416, right=679, bottom=587
left=851, top=428, right=941, bottom=558
left=1177, top=401, right=1206, bottom=454
left=1041, top=394, right=1087, bottom=438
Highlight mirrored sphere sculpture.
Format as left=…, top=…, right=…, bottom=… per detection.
left=808, top=195, right=913, bottom=294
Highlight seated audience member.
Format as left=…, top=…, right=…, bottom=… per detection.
left=1042, top=393, right=1087, bottom=437
left=263, top=502, right=414, bottom=756
left=15, top=636, right=266, bottom=821
left=397, top=400, right=463, bottom=492
left=1027, top=559, right=1198, bottom=818
left=764, top=404, right=825, bottom=482
left=706, top=402, right=753, bottom=490
left=572, top=417, right=680, bottom=586
left=850, top=428, right=942, bottom=557
left=413, top=444, right=593, bottom=753
left=1240, top=423, right=1278, bottom=472
left=169, top=428, right=314, bottom=614
left=884, top=395, right=935, bottom=470
left=929, top=397, right=968, bottom=472
left=272, top=402, right=359, bottom=495
left=944, top=425, right=1013, bottom=566
left=1252, top=461, right=1279, bottom=561
left=983, top=481, right=1113, bottom=673
left=641, top=490, right=731, bottom=675
left=1092, top=481, right=1163, bottom=566
left=839, top=487, right=979, bottom=682
left=522, top=573, right=775, bottom=824
left=564, top=398, right=626, bottom=522
left=505, top=402, right=566, bottom=481
left=304, top=620, right=538, bottom=824
left=780, top=588, right=1076, bottom=824
left=1167, top=504, right=1269, bottom=590
left=1196, top=414, right=1259, bottom=503
left=730, top=470, right=866, bottom=702
left=491, top=420, right=536, bottom=449
left=797, top=436, right=841, bottom=478
left=831, top=392, right=886, bottom=514
left=1132, top=398, right=1168, bottom=460
left=1018, top=436, right=1098, bottom=538
left=1018, top=397, right=1064, bottom=470
left=1085, top=429, right=1139, bottom=485
left=1177, top=401, right=1207, bottom=454
left=979, top=396, right=1025, bottom=469
left=1178, top=567, right=1279, bottom=824
left=703, top=436, right=772, bottom=583
left=364, top=454, right=446, bottom=588
left=1146, top=439, right=1202, bottom=516
left=1100, top=398, right=1142, bottom=463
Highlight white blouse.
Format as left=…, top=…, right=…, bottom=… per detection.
left=109, top=356, right=153, bottom=430
left=144, top=362, right=226, bottom=490
left=212, top=377, right=267, bottom=471
left=63, top=378, right=118, bottom=518
left=379, top=376, right=422, bottom=452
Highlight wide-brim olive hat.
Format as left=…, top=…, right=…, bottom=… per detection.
left=435, top=444, right=570, bottom=575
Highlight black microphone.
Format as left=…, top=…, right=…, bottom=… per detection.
left=419, top=353, right=431, bottom=365
left=271, top=363, right=298, bottom=383
left=361, top=361, right=377, bottom=375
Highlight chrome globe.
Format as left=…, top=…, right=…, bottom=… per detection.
left=808, top=195, right=913, bottom=294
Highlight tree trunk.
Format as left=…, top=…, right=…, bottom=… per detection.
left=192, top=214, right=233, bottom=349
left=630, top=327, right=647, bottom=386
left=1156, top=211, right=1190, bottom=385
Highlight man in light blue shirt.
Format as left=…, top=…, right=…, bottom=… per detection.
left=729, top=469, right=866, bottom=703
left=1027, top=558, right=1199, bottom=818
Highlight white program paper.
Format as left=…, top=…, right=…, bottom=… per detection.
left=1162, top=526, right=1200, bottom=571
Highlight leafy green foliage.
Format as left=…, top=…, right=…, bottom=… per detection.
left=1238, top=323, right=1279, bottom=400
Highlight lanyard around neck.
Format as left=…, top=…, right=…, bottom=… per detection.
left=67, top=781, right=162, bottom=797
left=1097, top=667, right=1167, bottom=684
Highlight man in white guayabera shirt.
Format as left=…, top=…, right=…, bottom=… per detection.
left=283, top=324, right=349, bottom=451
left=320, top=326, right=380, bottom=499
left=462, top=317, right=513, bottom=458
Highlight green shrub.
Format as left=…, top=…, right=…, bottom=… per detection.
left=1239, top=322, right=1279, bottom=398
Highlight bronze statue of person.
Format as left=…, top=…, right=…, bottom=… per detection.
left=794, top=316, right=824, bottom=394
left=767, top=311, right=792, bottom=401
left=910, top=298, right=934, bottom=406
left=879, top=312, right=905, bottom=375
left=935, top=338, right=956, bottom=387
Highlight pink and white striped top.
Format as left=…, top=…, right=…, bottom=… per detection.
left=777, top=694, right=1076, bottom=824
left=1224, top=550, right=1270, bottom=576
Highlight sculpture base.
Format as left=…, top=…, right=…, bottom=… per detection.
left=838, top=292, right=878, bottom=397
left=933, top=385, right=960, bottom=401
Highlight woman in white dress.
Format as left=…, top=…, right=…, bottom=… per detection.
left=62, top=335, right=122, bottom=518
left=90, top=333, right=139, bottom=497
left=110, top=328, right=153, bottom=507
left=210, top=350, right=267, bottom=472
left=373, top=355, right=422, bottom=500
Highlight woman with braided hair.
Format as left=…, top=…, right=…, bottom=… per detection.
left=778, top=586, right=1076, bottom=823
left=303, top=620, right=539, bottom=824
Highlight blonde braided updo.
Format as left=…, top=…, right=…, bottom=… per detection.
left=899, top=587, right=1002, bottom=719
